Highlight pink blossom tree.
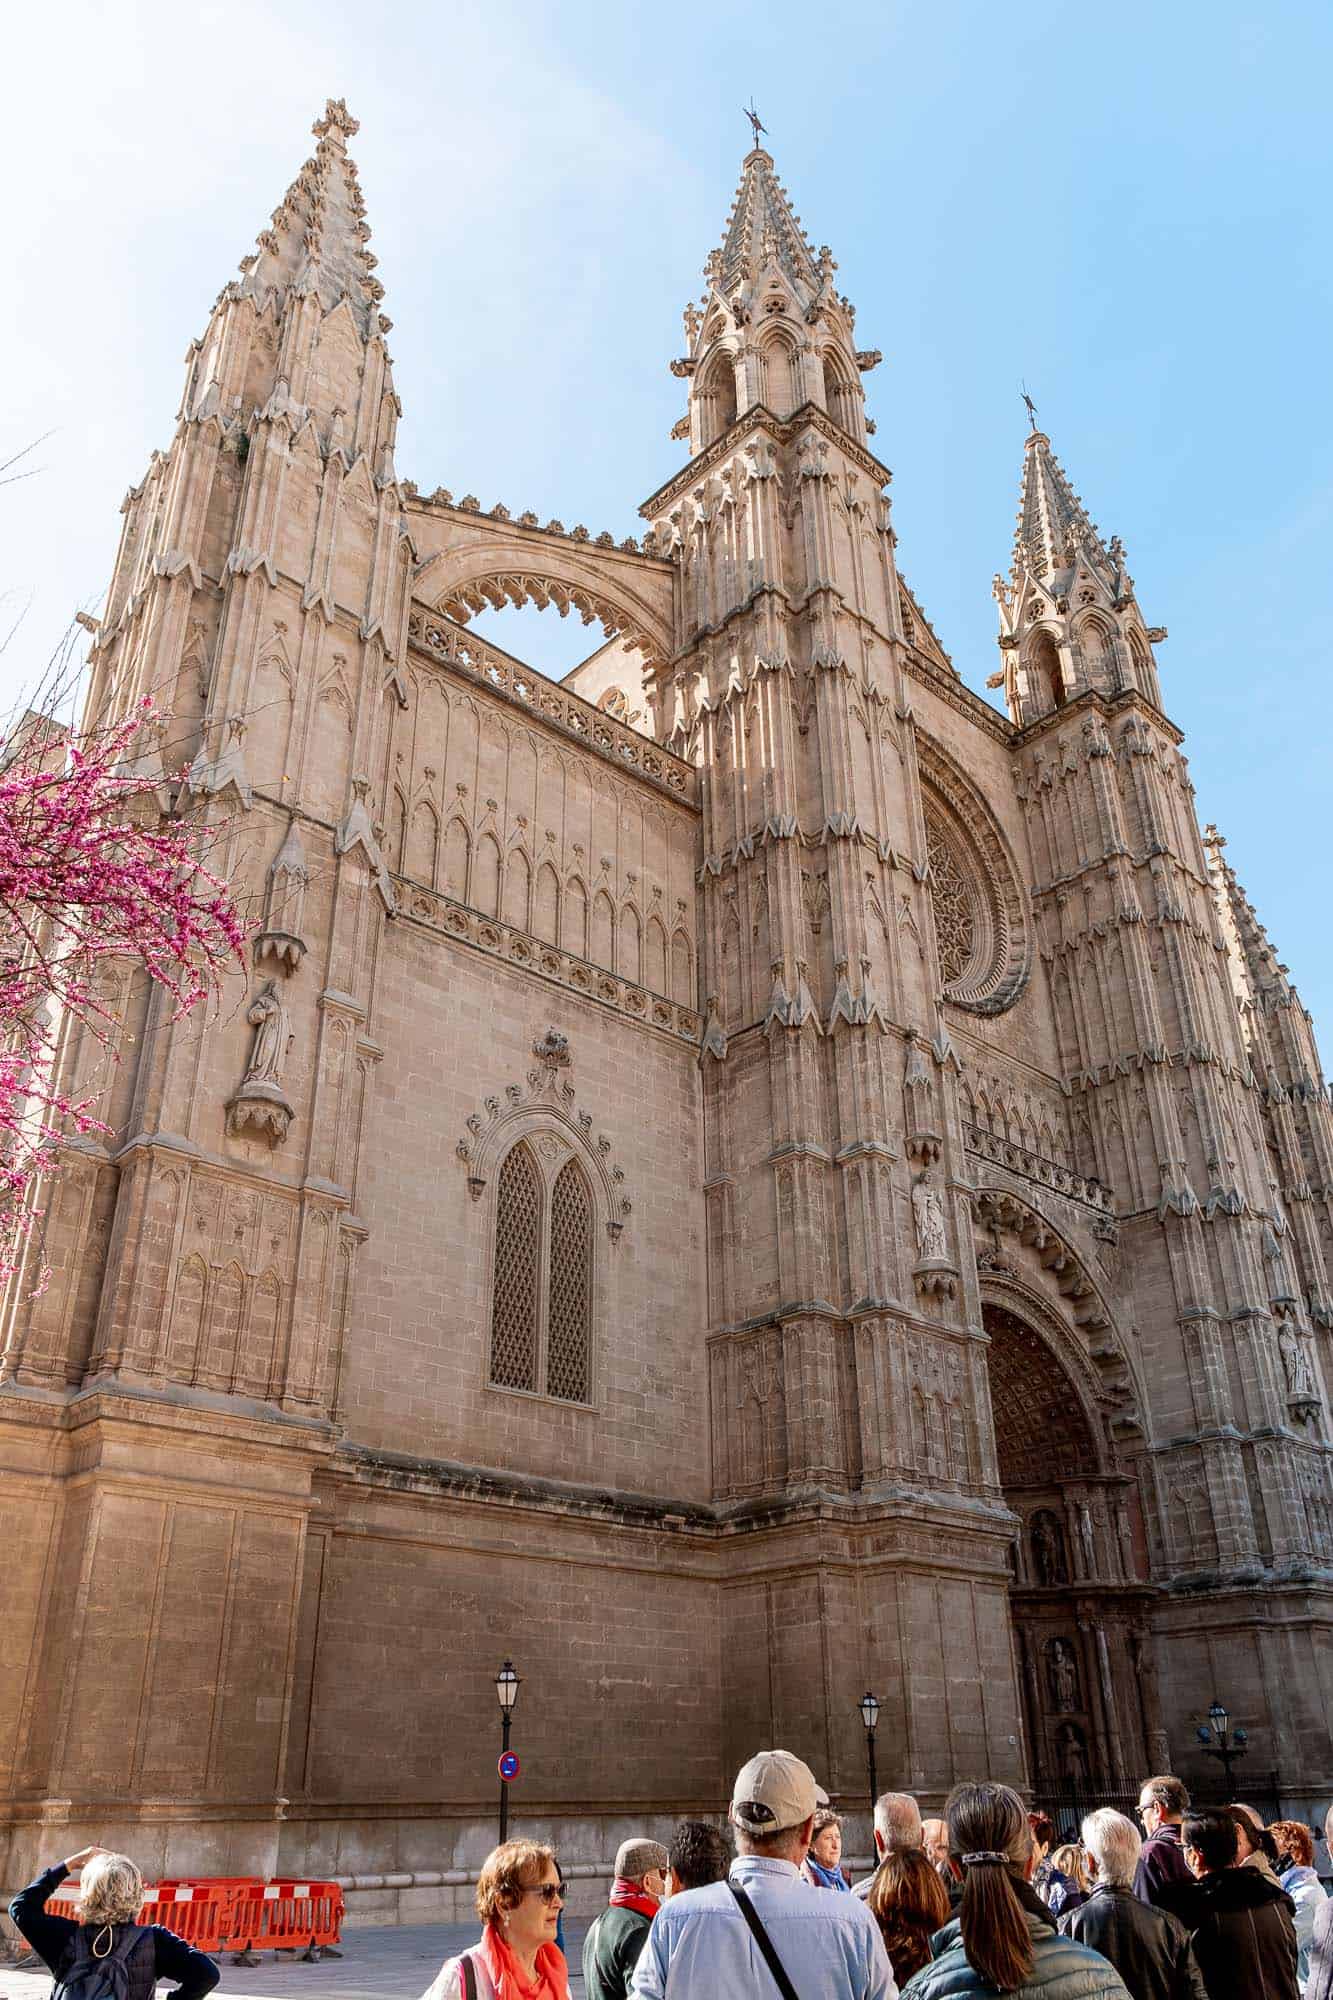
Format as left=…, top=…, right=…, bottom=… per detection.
left=0, top=693, right=245, bottom=1284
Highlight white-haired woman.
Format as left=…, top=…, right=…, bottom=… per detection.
left=8, top=1844, right=219, bottom=2000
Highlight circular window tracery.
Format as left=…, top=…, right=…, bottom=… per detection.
left=917, top=750, right=1030, bottom=1015
left=925, top=812, right=979, bottom=988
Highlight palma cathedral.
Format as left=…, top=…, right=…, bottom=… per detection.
left=2, top=100, right=1331, bottom=1911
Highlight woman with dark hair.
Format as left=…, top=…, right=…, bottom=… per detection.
left=900, top=1782, right=1130, bottom=2000
left=867, top=1846, right=951, bottom=1982
left=1030, top=1813, right=1075, bottom=1914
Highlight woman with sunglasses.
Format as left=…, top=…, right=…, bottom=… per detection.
left=424, top=1840, right=571, bottom=2000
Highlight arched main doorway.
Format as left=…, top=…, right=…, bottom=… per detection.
left=982, top=1293, right=1162, bottom=1793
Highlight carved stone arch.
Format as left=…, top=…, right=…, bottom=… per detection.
left=819, top=342, right=861, bottom=435
left=697, top=343, right=740, bottom=444
left=1074, top=611, right=1115, bottom=692
left=1022, top=625, right=1065, bottom=714
left=972, top=1185, right=1146, bottom=1448
left=669, top=927, right=693, bottom=1006
left=916, top=733, right=1033, bottom=1014
left=980, top=1276, right=1118, bottom=1482
left=466, top=1098, right=626, bottom=1242
left=408, top=511, right=674, bottom=667
left=564, top=873, right=589, bottom=959
left=754, top=323, right=800, bottom=419
left=442, top=814, right=470, bottom=901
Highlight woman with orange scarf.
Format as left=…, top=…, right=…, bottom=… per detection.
left=424, top=1840, right=571, bottom=2000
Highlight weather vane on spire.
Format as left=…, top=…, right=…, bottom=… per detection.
left=1021, top=382, right=1039, bottom=433
left=743, top=100, right=768, bottom=149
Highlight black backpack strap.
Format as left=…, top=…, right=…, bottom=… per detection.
left=459, top=1952, right=477, bottom=2000
left=728, top=1884, right=801, bottom=2000
left=108, top=1928, right=148, bottom=1965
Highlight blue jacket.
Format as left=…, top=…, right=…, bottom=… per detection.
left=903, top=1907, right=1132, bottom=2000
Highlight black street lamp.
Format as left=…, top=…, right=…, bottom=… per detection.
left=1197, top=1697, right=1248, bottom=1801
left=859, top=1691, right=881, bottom=1815
left=496, top=1659, right=521, bottom=1841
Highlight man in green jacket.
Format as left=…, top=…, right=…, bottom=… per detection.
left=582, top=1838, right=669, bottom=2000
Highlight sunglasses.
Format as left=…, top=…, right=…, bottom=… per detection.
left=525, top=1882, right=565, bottom=1906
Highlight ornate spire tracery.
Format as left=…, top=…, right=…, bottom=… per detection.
left=673, top=145, right=877, bottom=454
left=992, top=425, right=1163, bottom=726
left=234, top=97, right=386, bottom=338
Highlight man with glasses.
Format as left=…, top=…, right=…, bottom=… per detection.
left=1134, top=1777, right=1197, bottom=1922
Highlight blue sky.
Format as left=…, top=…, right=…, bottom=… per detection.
left=6, top=0, right=1332, bottom=1034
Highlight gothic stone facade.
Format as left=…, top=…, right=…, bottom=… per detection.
left=4, top=103, right=1333, bottom=1915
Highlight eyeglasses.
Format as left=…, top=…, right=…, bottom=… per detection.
left=525, top=1882, right=565, bottom=1906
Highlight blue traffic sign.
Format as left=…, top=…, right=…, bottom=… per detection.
left=498, top=1751, right=521, bottom=1781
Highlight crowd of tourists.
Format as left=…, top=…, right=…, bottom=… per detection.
left=9, top=1766, right=1332, bottom=2000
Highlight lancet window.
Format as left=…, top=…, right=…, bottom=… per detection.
left=489, top=1138, right=594, bottom=1403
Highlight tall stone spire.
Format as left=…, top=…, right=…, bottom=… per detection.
left=1011, top=428, right=1110, bottom=585
left=236, top=98, right=386, bottom=337
left=992, top=425, right=1163, bottom=725
left=672, top=144, right=879, bottom=454
left=710, top=145, right=823, bottom=296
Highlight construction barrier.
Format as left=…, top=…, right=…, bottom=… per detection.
left=47, top=1877, right=345, bottom=1963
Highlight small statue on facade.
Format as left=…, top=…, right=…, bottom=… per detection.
left=1032, top=1511, right=1068, bottom=1588
left=226, top=981, right=295, bottom=1142
left=1279, top=1320, right=1317, bottom=1401
left=243, top=981, right=290, bottom=1086
left=912, top=1175, right=949, bottom=1265
left=1057, top=1722, right=1089, bottom=1781
left=1078, top=1503, right=1097, bottom=1574
left=1048, top=1639, right=1079, bottom=1714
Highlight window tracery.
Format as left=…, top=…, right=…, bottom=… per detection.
left=925, top=810, right=978, bottom=989
left=490, top=1144, right=541, bottom=1391
left=488, top=1137, right=594, bottom=1404
left=547, top=1160, right=592, bottom=1403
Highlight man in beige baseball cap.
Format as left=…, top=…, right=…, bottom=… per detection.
left=730, top=1750, right=830, bottom=1837
left=630, top=1750, right=895, bottom=1999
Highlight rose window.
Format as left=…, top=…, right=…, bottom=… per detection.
left=925, top=812, right=978, bottom=988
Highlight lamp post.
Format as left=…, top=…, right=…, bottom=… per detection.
left=859, top=1691, right=881, bottom=1816
left=496, top=1659, right=521, bottom=1841
left=1197, top=1697, right=1248, bottom=1801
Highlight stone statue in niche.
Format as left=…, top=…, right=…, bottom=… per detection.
left=1056, top=1721, right=1089, bottom=1781
left=243, top=981, right=291, bottom=1086
left=912, top=1175, right=949, bottom=1264
left=226, top=981, right=295, bottom=1142
left=1047, top=1639, right=1079, bottom=1713
left=1032, top=1510, right=1068, bottom=1588
left=1078, top=1503, right=1097, bottom=1574
left=1279, top=1321, right=1317, bottom=1401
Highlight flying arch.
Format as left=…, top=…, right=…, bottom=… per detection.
left=407, top=503, right=675, bottom=668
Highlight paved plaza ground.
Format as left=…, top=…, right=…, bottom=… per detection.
left=0, top=1923, right=594, bottom=2000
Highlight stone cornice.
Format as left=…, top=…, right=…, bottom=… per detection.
left=1015, top=683, right=1186, bottom=751
left=394, top=881, right=702, bottom=1048
left=402, top=488, right=673, bottom=574
left=333, top=1439, right=1014, bottom=1553
left=639, top=401, right=892, bottom=518
left=903, top=650, right=1014, bottom=744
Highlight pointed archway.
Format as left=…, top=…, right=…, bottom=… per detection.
left=972, top=1191, right=1164, bottom=1796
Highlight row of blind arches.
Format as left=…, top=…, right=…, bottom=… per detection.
left=389, top=804, right=694, bottom=999
left=490, top=1141, right=594, bottom=1404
